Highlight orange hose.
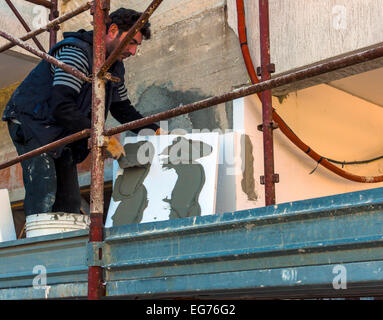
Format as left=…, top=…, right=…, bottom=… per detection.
left=236, top=0, right=383, bottom=183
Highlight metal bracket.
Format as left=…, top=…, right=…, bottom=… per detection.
left=86, top=241, right=105, bottom=267
left=102, top=72, right=120, bottom=83
left=97, top=135, right=109, bottom=148
left=256, top=63, right=276, bottom=77
left=88, top=136, right=109, bottom=150
left=260, top=174, right=280, bottom=185
left=268, top=63, right=276, bottom=74
left=257, top=121, right=279, bottom=132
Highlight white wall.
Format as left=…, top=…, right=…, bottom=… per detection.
left=229, top=84, right=383, bottom=210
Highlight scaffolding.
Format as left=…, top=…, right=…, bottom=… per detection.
left=1, top=0, right=383, bottom=299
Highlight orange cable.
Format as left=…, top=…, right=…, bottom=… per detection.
left=236, top=0, right=383, bottom=183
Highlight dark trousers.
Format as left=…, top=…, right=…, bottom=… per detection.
left=8, top=121, right=81, bottom=216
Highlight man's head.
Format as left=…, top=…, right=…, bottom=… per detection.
left=105, top=8, right=151, bottom=61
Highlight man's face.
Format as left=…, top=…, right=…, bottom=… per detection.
left=106, top=24, right=142, bottom=61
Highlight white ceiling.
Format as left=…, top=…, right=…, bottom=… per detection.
left=329, top=67, right=383, bottom=108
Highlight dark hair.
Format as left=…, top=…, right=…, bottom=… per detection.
left=106, top=8, right=151, bottom=39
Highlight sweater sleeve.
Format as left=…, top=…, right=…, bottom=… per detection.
left=109, top=99, right=159, bottom=135
left=48, top=45, right=91, bottom=132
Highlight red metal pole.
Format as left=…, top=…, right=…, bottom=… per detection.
left=259, top=0, right=276, bottom=206
left=88, top=0, right=109, bottom=300
left=5, top=0, right=46, bottom=52
left=49, top=0, right=59, bottom=48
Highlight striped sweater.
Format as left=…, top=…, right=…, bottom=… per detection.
left=50, top=45, right=129, bottom=101
left=47, top=44, right=159, bottom=135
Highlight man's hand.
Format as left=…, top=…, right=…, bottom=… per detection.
left=106, top=136, right=126, bottom=160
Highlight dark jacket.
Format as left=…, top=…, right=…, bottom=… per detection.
left=2, top=30, right=158, bottom=163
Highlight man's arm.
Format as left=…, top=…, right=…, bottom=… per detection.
left=48, top=45, right=91, bottom=133
left=109, top=87, right=159, bottom=135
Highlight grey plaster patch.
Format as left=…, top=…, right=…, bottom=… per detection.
left=225, top=100, right=234, bottom=130
left=117, top=141, right=153, bottom=168
left=112, top=142, right=154, bottom=226
left=241, top=134, right=257, bottom=201
left=160, top=137, right=213, bottom=219
left=134, top=83, right=232, bottom=133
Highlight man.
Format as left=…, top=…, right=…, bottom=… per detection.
left=2, top=8, right=163, bottom=217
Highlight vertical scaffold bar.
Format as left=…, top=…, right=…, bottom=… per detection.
left=49, top=0, right=59, bottom=48
left=259, top=0, right=276, bottom=206
left=88, top=0, right=109, bottom=300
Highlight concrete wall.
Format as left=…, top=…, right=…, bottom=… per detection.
left=60, top=0, right=226, bottom=33
left=60, top=0, right=248, bottom=134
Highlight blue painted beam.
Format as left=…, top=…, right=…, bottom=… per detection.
left=103, top=187, right=383, bottom=298
left=0, top=230, right=89, bottom=298
left=106, top=261, right=383, bottom=299
left=0, top=187, right=383, bottom=299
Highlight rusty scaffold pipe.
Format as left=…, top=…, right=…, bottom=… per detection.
left=0, top=2, right=93, bottom=53
left=87, top=0, right=109, bottom=300
left=49, top=0, right=59, bottom=48
left=259, top=0, right=277, bottom=206
left=0, top=130, right=91, bottom=170
left=98, top=0, right=163, bottom=77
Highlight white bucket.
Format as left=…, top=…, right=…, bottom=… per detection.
left=25, top=213, right=90, bottom=238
